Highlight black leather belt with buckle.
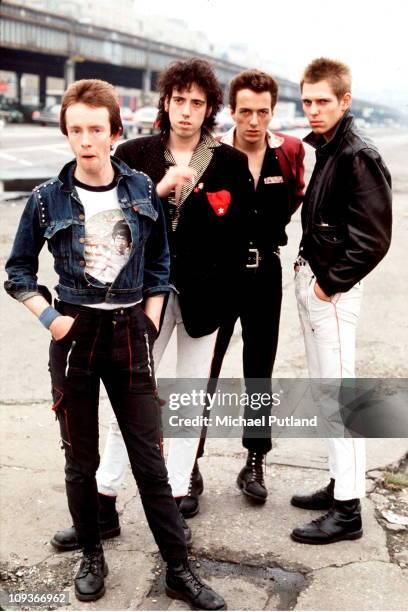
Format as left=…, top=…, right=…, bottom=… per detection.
left=246, top=248, right=260, bottom=268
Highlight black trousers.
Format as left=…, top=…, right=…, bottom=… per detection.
left=199, top=254, right=282, bottom=456
left=49, top=301, right=187, bottom=561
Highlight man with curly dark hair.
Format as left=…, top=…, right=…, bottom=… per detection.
left=155, top=57, right=223, bottom=135
left=51, top=58, right=249, bottom=588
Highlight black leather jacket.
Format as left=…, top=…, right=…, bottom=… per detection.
left=300, top=112, right=392, bottom=296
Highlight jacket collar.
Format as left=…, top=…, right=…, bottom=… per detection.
left=201, top=127, right=222, bottom=149
left=58, top=156, right=133, bottom=192
left=303, top=111, right=354, bottom=154
left=220, top=126, right=284, bottom=149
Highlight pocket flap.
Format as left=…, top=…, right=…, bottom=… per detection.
left=132, top=201, right=158, bottom=222
left=44, top=219, right=75, bottom=239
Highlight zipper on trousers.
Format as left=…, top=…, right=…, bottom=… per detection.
left=65, top=340, right=76, bottom=377
left=144, top=332, right=153, bottom=378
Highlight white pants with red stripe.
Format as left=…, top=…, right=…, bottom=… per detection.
left=96, top=292, right=217, bottom=498
left=295, top=260, right=366, bottom=501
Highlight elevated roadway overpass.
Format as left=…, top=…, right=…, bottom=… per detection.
left=0, top=1, right=400, bottom=121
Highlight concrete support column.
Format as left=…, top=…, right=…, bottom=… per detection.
left=39, top=73, right=47, bottom=108
left=142, top=67, right=151, bottom=106
left=64, top=58, right=76, bottom=89
left=16, top=72, right=23, bottom=104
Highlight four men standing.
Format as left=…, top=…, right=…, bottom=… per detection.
left=4, top=55, right=392, bottom=608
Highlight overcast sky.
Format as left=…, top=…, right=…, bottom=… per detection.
left=139, top=0, right=408, bottom=109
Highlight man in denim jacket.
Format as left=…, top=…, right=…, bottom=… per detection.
left=4, top=79, right=226, bottom=611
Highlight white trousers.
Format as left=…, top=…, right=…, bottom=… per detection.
left=295, top=261, right=366, bottom=500
left=96, top=292, right=217, bottom=498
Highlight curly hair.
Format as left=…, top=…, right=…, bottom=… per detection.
left=301, top=58, right=351, bottom=100
left=60, top=79, right=122, bottom=135
left=229, top=70, right=278, bottom=111
left=156, top=58, right=224, bottom=134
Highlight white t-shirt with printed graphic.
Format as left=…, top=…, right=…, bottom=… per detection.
left=75, top=178, right=140, bottom=309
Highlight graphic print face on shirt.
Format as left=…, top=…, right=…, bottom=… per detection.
left=75, top=184, right=132, bottom=285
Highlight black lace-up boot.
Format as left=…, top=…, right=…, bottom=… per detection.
left=290, top=498, right=363, bottom=544
left=179, top=462, right=204, bottom=518
left=166, top=560, right=226, bottom=610
left=290, top=478, right=335, bottom=510
left=74, top=543, right=108, bottom=601
left=236, top=451, right=267, bottom=503
left=51, top=493, right=120, bottom=552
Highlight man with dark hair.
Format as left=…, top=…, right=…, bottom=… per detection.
left=51, top=59, right=249, bottom=542
left=193, top=69, right=305, bottom=507
left=5, top=78, right=226, bottom=610
left=290, top=58, right=392, bottom=544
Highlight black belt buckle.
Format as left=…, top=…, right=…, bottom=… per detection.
left=246, top=248, right=260, bottom=269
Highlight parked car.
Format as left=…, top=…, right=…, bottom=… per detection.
left=214, top=107, right=234, bottom=134
left=133, top=106, right=158, bottom=135
left=32, top=104, right=61, bottom=126
left=0, top=100, right=24, bottom=123
left=0, top=111, right=8, bottom=130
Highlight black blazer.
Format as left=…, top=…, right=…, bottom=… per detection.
left=115, top=134, right=250, bottom=337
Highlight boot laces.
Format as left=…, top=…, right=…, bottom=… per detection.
left=79, top=550, right=103, bottom=577
left=183, top=564, right=205, bottom=594
left=187, top=464, right=198, bottom=496
left=187, top=471, right=193, bottom=496
left=249, top=451, right=265, bottom=484
left=311, top=509, right=333, bottom=526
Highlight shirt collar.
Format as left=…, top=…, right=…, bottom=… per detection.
left=220, top=126, right=284, bottom=149
left=303, top=111, right=354, bottom=152
left=58, top=156, right=133, bottom=192
left=165, top=127, right=221, bottom=157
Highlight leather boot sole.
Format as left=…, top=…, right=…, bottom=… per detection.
left=74, top=562, right=109, bottom=602
left=165, top=584, right=227, bottom=610
left=290, top=529, right=363, bottom=545
left=51, top=526, right=121, bottom=552
left=236, top=475, right=267, bottom=504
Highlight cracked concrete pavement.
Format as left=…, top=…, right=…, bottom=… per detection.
left=1, top=129, right=407, bottom=610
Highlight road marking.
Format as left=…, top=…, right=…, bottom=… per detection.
left=0, top=152, right=33, bottom=166
left=0, top=143, right=70, bottom=153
